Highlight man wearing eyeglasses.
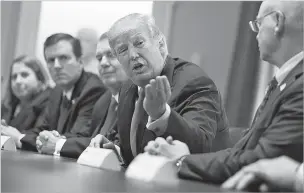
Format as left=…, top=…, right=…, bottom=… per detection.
left=144, top=0, right=303, bottom=188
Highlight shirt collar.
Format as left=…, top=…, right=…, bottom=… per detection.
left=137, top=86, right=144, bottom=97
left=275, top=51, right=303, bottom=85
left=62, top=86, right=74, bottom=100
left=112, top=94, right=119, bottom=103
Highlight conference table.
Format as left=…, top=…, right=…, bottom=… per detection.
left=2, top=150, right=228, bottom=192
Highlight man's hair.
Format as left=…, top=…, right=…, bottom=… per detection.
left=43, top=33, right=82, bottom=59
left=108, top=13, right=168, bottom=57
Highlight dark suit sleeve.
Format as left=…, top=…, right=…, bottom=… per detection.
left=177, top=90, right=303, bottom=184
left=107, top=125, right=120, bottom=147
left=20, top=106, right=51, bottom=151
left=64, top=86, right=105, bottom=138
left=60, top=137, right=91, bottom=159
left=142, top=76, right=223, bottom=153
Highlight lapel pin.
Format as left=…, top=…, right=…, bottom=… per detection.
left=280, top=83, right=286, bottom=91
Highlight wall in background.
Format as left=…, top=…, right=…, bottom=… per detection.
left=36, top=1, right=153, bottom=63
left=153, top=1, right=242, bottom=102
left=153, top=1, right=267, bottom=128
left=1, top=1, right=21, bottom=82
left=1, top=2, right=44, bottom=93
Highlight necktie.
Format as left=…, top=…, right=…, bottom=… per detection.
left=62, top=95, right=72, bottom=109
left=251, top=77, right=278, bottom=127
left=57, top=95, right=72, bottom=133
left=130, top=88, right=145, bottom=156
left=99, top=97, right=118, bottom=136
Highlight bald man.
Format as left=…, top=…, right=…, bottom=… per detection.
left=76, top=28, right=99, bottom=75
left=145, top=0, right=303, bottom=186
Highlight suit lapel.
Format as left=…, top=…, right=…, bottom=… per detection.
left=91, top=91, right=112, bottom=137
left=255, top=61, right=303, bottom=127
left=269, top=61, right=303, bottom=105
left=118, top=80, right=138, bottom=159
left=239, top=60, right=303, bottom=149
left=160, top=55, right=175, bottom=87
left=57, top=71, right=88, bottom=133
left=135, top=56, right=176, bottom=153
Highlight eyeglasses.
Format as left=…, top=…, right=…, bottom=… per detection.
left=249, top=11, right=282, bottom=33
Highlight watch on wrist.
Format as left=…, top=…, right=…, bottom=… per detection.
left=175, top=155, right=187, bottom=169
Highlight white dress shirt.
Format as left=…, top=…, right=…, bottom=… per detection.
left=294, top=163, right=304, bottom=192
left=275, top=51, right=303, bottom=85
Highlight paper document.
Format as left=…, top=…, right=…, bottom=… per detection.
left=1, top=135, right=17, bottom=151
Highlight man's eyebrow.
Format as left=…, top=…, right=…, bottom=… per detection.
left=46, top=56, right=55, bottom=60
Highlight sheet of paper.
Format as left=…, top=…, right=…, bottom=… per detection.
left=125, top=152, right=171, bottom=182
left=77, top=147, right=121, bottom=171
left=1, top=135, right=16, bottom=151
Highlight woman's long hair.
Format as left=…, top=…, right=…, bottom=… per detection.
left=2, top=55, right=49, bottom=111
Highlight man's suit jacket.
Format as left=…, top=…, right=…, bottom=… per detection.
left=118, top=56, right=231, bottom=165
left=178, top=61, right=304, bottom=184
left=21, top=71, right=107, bottom=151
left=1, top=88, right=51, bottom=133
left=59, top=91, right=119, bottom=159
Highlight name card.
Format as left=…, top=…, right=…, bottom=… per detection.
left=77, top=147, right=121, bottom=171
left=125, top=152, right=179, bottom=184
left=1, top=135, right=16, bottom=151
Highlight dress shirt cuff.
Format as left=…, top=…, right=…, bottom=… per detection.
left=18, top=134, right=26, bottom=142
left=146, top=104, right=171, bottom=136
left=114, top=144, right=121, bottom=158
left=294, top=163, right=303, bottom=192
left=53, top=139, right=67, bottom=156
left=17, top=134, right=26, bottom=148
left=175, top=155, right=189, bottom=175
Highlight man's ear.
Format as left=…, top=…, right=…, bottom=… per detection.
left=78, top=57, right=84, bottom=67
left=274, top=11, right=285, bottom=37
left=158, top=37, right=166, bottom=57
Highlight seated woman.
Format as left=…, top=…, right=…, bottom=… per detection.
left=1, top=55, right=51, bottom=133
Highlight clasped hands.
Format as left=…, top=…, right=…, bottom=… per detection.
left=144, top=136, right=190, bottom=160
left=36, top=130, right=66, bottom=154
